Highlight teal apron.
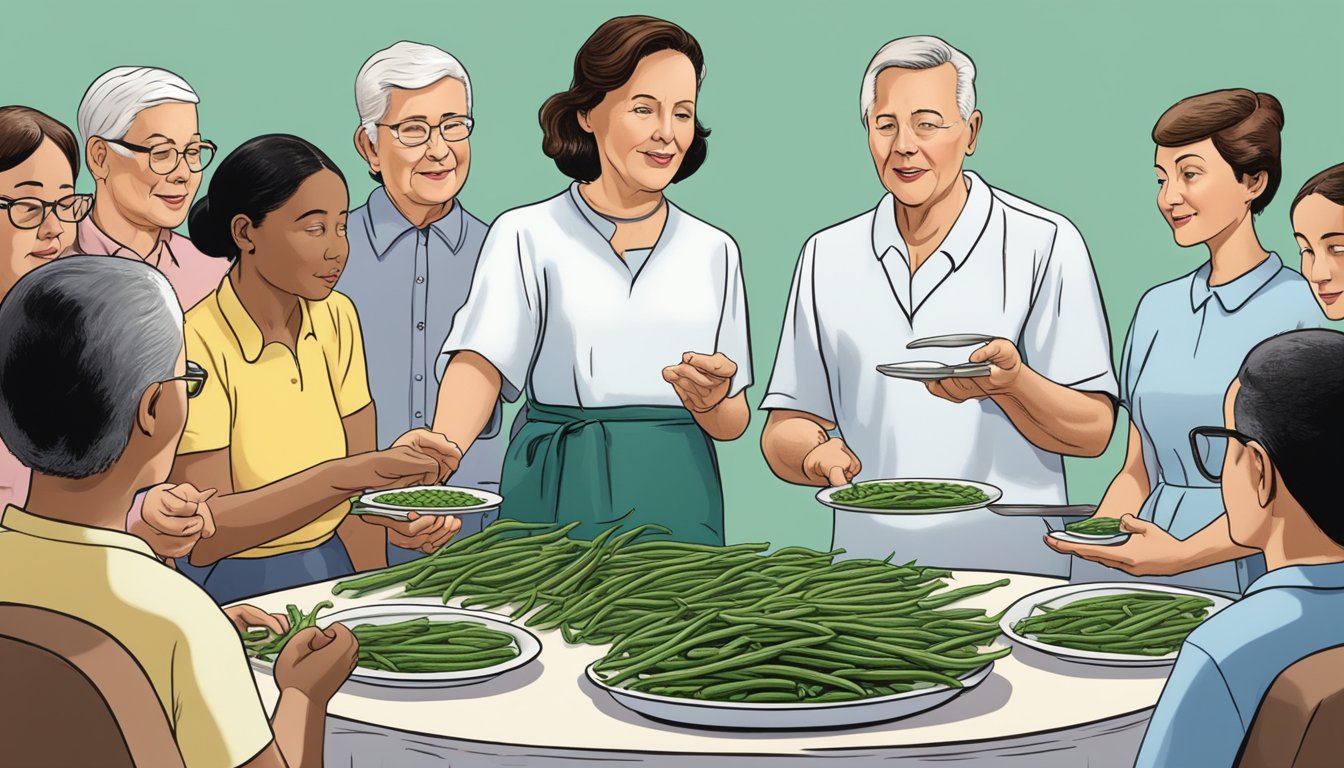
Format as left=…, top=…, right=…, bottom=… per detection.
left=500, top=400, right=724, bottom=544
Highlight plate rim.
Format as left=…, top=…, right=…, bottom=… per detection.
left=358, top=485, right=504, bottom=513
left=816, top=477, right=1003, bottom=516
left=1047, top=530, right=1131, bottom=546
left=250, top=603, right=540, bottom=684
left=876, top=361, right=992, bottom=381
left=585, top=659, right=994, bottom=712
left=998, top=582, right=1233, bottom=665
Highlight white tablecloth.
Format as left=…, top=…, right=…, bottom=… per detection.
left=244, top=570, right=1166, bottom=766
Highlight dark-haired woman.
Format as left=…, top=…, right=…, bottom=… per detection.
left=1293, top=163, right=1344, bottom=321
left=431, top=16, right=750, bottom=545
left=1048, top=90, right=1321, bottom=595
left=0, top=106, right=92, bottom=511
left=172, top=134, right=462, bottom=603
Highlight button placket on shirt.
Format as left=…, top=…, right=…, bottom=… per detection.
left=410, top=229, right=430, bottom=426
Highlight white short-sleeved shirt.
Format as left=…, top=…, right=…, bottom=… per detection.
left=762, top=172, right=1118, bottom=574
left=439, top=184, right=752, bottom=408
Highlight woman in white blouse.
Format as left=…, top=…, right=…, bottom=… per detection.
left=431, top=15, right=751, bottom=545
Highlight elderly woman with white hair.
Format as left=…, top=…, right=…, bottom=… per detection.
left=760, top=35, right=1117, bottom=576
left=340, top=41, right=508, bottom=564
left=70, top=66, right=227, bottom=311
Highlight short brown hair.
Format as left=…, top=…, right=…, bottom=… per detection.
left=539, top=16, right=710, bottom=184
left=1152, top=89, right=1284, bottom=215
left=0, top=106, right=79, bottom=176
left=1291, top=163, right=1344, bottom=219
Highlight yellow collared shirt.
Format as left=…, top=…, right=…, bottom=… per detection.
left=0, top=506, right=274, bottom=767
left=181, top=276, right=372, bottom=557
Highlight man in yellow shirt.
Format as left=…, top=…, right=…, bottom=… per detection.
left=0, top=257, right=356, bottom=768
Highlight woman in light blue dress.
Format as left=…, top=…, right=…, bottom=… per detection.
left=1052, top=89, right=1319, bottom=595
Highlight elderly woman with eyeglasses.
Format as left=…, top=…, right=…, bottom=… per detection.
left=0, top=105, right=93, bottom=511
left=68, top=66, right=227, bottom=312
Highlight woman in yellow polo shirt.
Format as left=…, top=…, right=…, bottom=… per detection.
left=171, top=134, right=462, bottom=604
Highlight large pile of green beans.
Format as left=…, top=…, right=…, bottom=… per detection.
left=1012, top=592, right=1215, bottom=656
left=829, top=481, right=989, bottom=511
left=243, top=600, right=521, bottom=673
left=333, top=520, right=1012, bottom=703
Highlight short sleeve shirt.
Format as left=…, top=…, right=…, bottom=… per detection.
left=439, top=184, right=752, bottom=407
left=0, top=506, right=273, bottom=767
left=180, top=276, right=372, bottom=556
left=70, top=216, right=229, bottom=312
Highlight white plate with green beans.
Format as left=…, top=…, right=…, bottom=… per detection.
left=586, top=660, right=996, bottom=730
left=817, top=478, right=1002, bottom=515
left=356, top=485, right=503, bottom=519
left=246, top=603, right=541, bottom=688
left=999, top=583, right=1233, bottom=667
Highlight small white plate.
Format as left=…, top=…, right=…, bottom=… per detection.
left=250, top=604, right=541, bottom=688
left=999, top=583, right=1233, bottom=667
left=1048, top=530, right=1130, bottom=547
left=877, top=360, right=992, bottom=381
left=356, top=485, right=503, bottom=519
left=587, top=660, right=995, bottom=730
left=817, top=478, right=1002, bottom=516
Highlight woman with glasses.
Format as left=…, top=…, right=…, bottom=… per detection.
left=0, top=105, right=93, bottom=511
left=431, top=16, right=752, bottom=545
left=1047, top=90, right=1321, bottom=595
left=169, top=134, right=462, bottom=604
left=70, top=66, right=227, bottom=312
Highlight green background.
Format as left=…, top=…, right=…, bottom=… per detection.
left=9, top=0, right=1341, bottom=550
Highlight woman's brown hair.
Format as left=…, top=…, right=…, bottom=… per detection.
left=1152, top=89, right=1284, bottom=215
left=0, top=106, right=79, bottom=176
left=1291, top=163, right=1344, bottom=219
left=540, top=15, right=710, bottom=184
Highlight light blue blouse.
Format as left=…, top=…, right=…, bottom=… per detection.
left=1096, top=254, right=1319, bottom=593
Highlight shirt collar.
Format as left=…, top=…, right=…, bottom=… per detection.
left=1, top=505, right=158, bottom=562
left=75, top=215, right=176, bottom=267
left=1189, top=252, right=1284, bottom=313
left=214, top=274, right=317, bottom=364
left=568, top=182, right=619, bottom=242
left=365, top=187, right=466, bottom=260
left=871, top=171, right=992, bottom=271
left=1244, top=562, right=1344, bottom=596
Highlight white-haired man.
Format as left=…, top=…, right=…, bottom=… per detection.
left=70, top=66, right=227, bottom=312
left=760, top=36, right=1118, bottom=575
left=341, top=41, right=505, bottom=564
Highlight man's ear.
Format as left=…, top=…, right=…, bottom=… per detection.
left=354, top=127, right=380, bottom=175
left=1250, top=443, right=1277, bottom=510
left=136, top=383, right=163, bottom=437
left=87, top=137, right=110, bottom=182
left=965, top=110, right=983, bottom=156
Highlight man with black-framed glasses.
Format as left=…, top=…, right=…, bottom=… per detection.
left=1136, top=329, right=1344, bottom=767
left=342, top=42, right=507, bottom=564
left=69, top=66, right=228, bottom=314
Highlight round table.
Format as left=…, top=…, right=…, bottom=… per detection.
left=245, top=570, right=1167, bottom=767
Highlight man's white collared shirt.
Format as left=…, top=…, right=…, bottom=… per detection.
left=762, top=172, right=1117, bottom=574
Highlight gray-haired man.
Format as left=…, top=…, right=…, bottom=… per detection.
left=760, top=36, right=1118, bottom=576
left=0, top=257, right=355, bottom=768
left=341, top=42, right=505, bottom=563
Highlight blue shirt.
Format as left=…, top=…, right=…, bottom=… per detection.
left=341, top=188, right=504, bottom=490
left=1116, top=254, right=1317, bottom=590
left=1136, top=562, right=1344, bottom=768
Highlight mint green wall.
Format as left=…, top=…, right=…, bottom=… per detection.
left=12, top=0, right=1340, bottom=549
